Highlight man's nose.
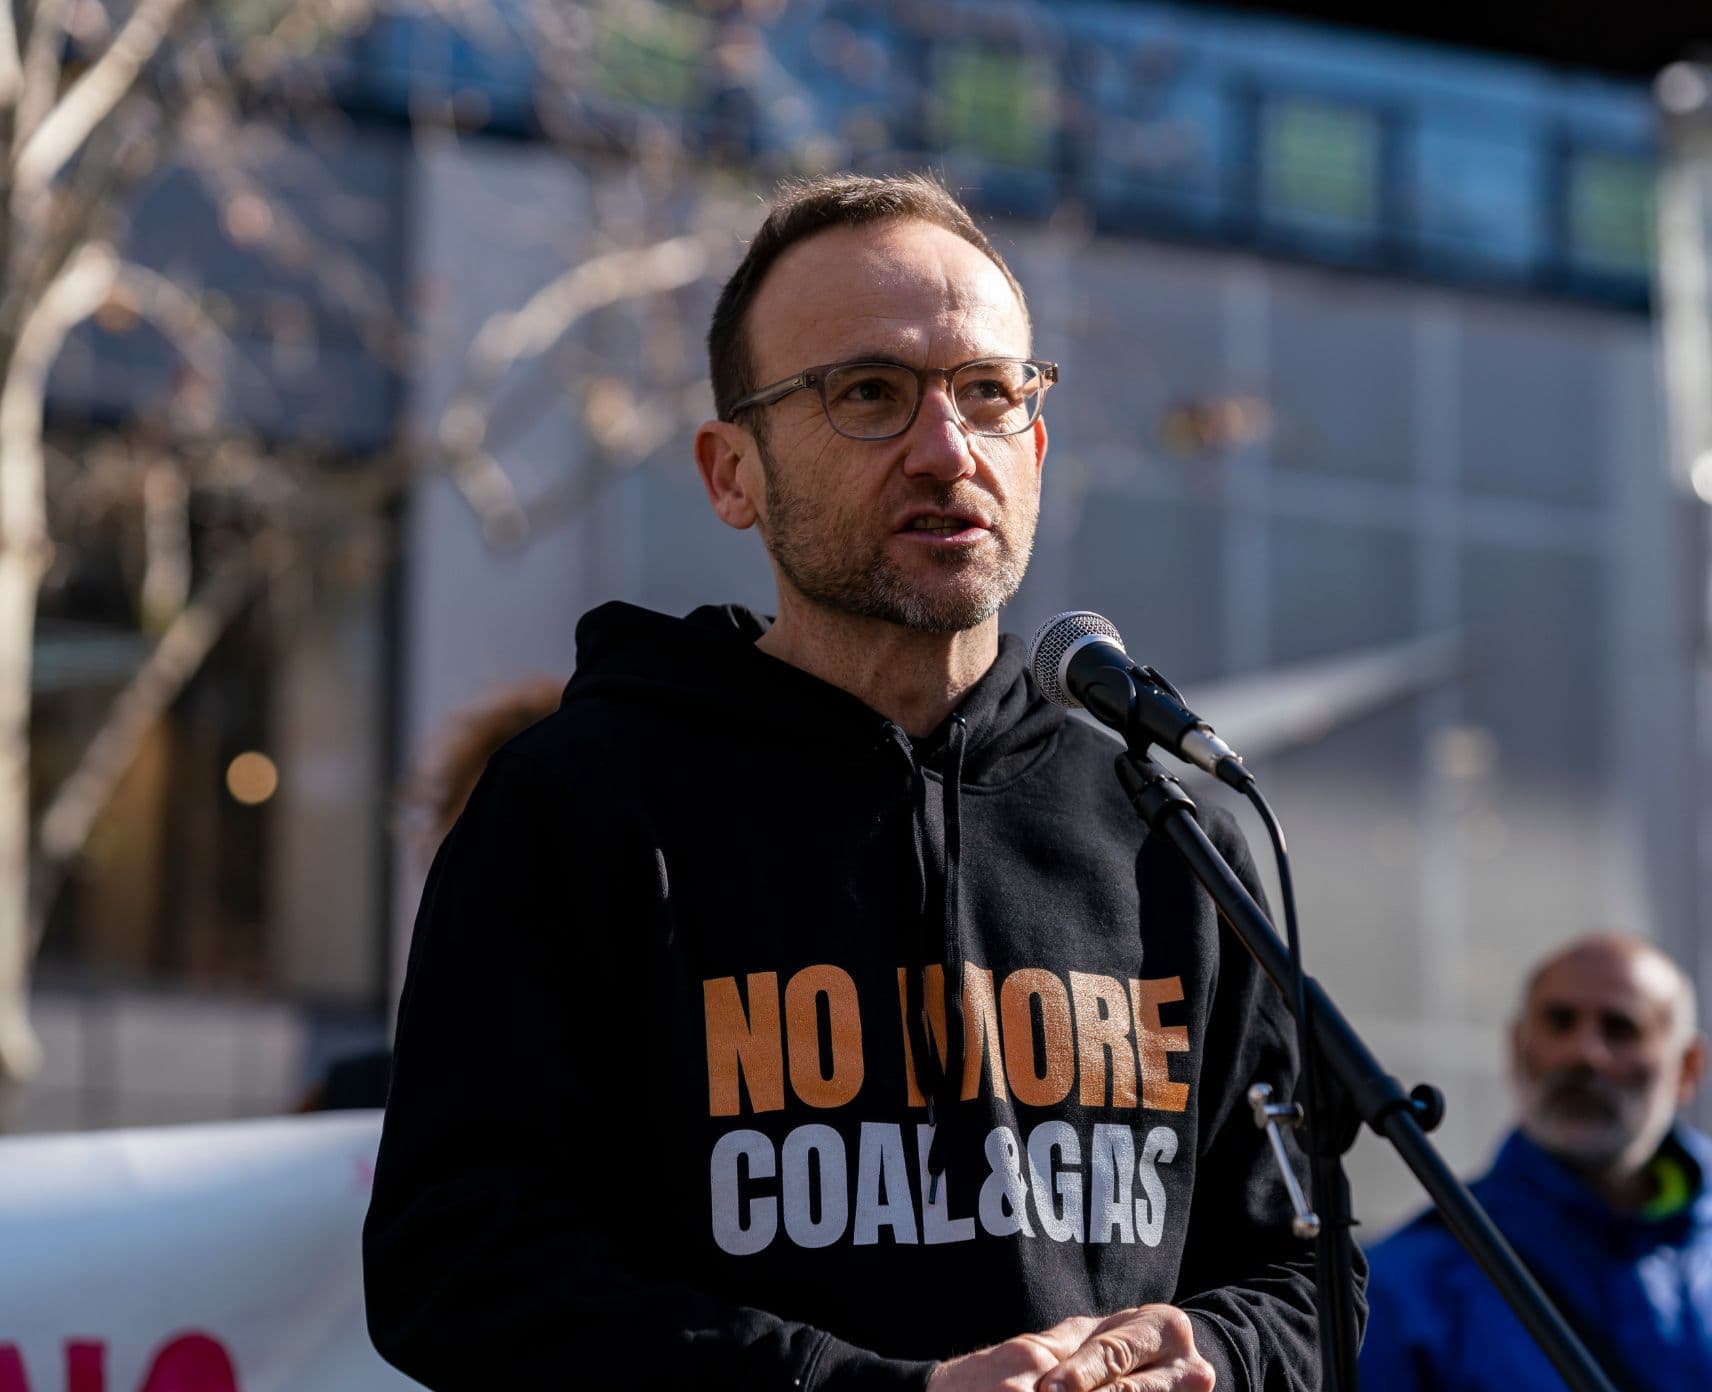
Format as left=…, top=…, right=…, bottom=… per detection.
left=1560, top=1018, right=1614, bottom=1068
left=900, top=383, right=978, bottom=482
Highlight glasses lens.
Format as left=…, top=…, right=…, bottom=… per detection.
left=822, top=363, right=919, bottom=439
left=953, top=360, right=1043, bottom=437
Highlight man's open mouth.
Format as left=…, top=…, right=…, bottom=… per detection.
left=899, top=511, right=989, bottom=536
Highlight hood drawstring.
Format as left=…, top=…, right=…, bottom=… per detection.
left=897, top=725, right=938, bottom=1140
left=889, top=714, right=971, bottom=1202
left=925, top=715, right=968, bottom=1198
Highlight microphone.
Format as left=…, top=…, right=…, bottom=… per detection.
left=1028, top=611, right=1252, bottom=789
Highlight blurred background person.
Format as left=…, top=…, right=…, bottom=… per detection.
left=1361, top=934, right=1712, bottom=1390
left=398, top=676, right=567, bottom=867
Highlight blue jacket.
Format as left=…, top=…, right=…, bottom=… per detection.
left=1361, top=1125, right=1712, bottom=1391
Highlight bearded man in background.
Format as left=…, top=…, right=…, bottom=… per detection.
left=1362, top=933, right=1712, bottom=1390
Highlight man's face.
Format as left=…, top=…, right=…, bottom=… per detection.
left=1511, top=943, right=1700, bottom=1175
left=738, top=220, right=1045, bottom=634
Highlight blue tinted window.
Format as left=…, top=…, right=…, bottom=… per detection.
left=1410, top=116, right=1543, bottom=271
left=336, top=0, right=1658, bottom=305
left=776, top=10, right=899, bottom=160
left=1079, top=40, right=1229, bottom=228
left=349, top=12, right=536, bottom=127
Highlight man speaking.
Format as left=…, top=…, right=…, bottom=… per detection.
left=364, top=173, right=1333, bottom=1391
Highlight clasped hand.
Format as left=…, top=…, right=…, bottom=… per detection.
left=925, top=1304, right=1215, bottom=1392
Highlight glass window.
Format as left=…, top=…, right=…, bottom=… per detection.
left=1079, top=39, right=1229, bottom=229
left=1564, top=149, right=1656, bottom=279
left=933, top=45, right=1054, bottom=169
left=593, top=2, right=708, bottom=112
left=1257, top=95, right=1384, bottom=239
left=345, top=11, right=536, bottom=128
left=1409, top=115, right=1544, bottom=273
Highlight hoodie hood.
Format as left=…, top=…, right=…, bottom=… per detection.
left=565, top=600, right=1067, bottom=787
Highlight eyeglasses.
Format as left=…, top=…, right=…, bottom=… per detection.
left=724, top=356, right=1059, bottom=441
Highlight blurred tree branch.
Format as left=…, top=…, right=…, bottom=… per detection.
left=0, top=0, right=386, bottom=1103
left=0, top=0, right=748, bottom=1116
left=33, top=542, right=269, bottom=921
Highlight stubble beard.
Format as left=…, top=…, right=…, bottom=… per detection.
left=756, top=437, right=1036, bottom=635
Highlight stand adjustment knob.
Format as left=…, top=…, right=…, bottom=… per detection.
left=1409, top=1083, right=1447, bottom=1133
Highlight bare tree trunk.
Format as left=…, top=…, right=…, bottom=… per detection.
left=0, top=244, right=117, bottom=1097
left=0, top=0, right=406, bottom=1119
left=0, top=519, right=43, bottom=1090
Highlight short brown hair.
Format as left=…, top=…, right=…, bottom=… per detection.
left=707, top=172, right=1029, bottom=424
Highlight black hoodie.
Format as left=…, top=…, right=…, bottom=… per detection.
left=364, top=601, right=1340, bottom=1390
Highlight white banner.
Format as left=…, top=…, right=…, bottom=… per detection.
left=0, top=1111, right=421, bottom=1392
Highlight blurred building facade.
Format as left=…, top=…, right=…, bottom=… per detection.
left=16, top=1, right=1695, bottom=1233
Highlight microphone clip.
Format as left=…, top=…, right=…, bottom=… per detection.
left=1114, top=748, right=1197, bottom=831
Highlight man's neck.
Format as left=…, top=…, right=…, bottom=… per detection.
left=1585, top=1162, right=1656, bottom=1214
left=1537, top=1135, right=1669, bottom=1214
left=755, top=599, right=999, bottom=738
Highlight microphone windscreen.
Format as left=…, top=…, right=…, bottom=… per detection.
left=1028, top=610, right=1126, bottom=707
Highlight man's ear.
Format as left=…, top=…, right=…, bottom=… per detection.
left=1032, top=415, right=1048, bottom=474
left=1677, top=1032, right=1708, bottom=1106
left=695, top=420, right=761, bottom=531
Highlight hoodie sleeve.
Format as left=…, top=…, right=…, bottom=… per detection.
left=1171, top=810, right=1367, bottom=1392
left=363, top=750, right=935, bottom=1392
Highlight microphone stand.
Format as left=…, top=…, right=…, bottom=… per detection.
left=1110, top=745, right=1620, bottom=1392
